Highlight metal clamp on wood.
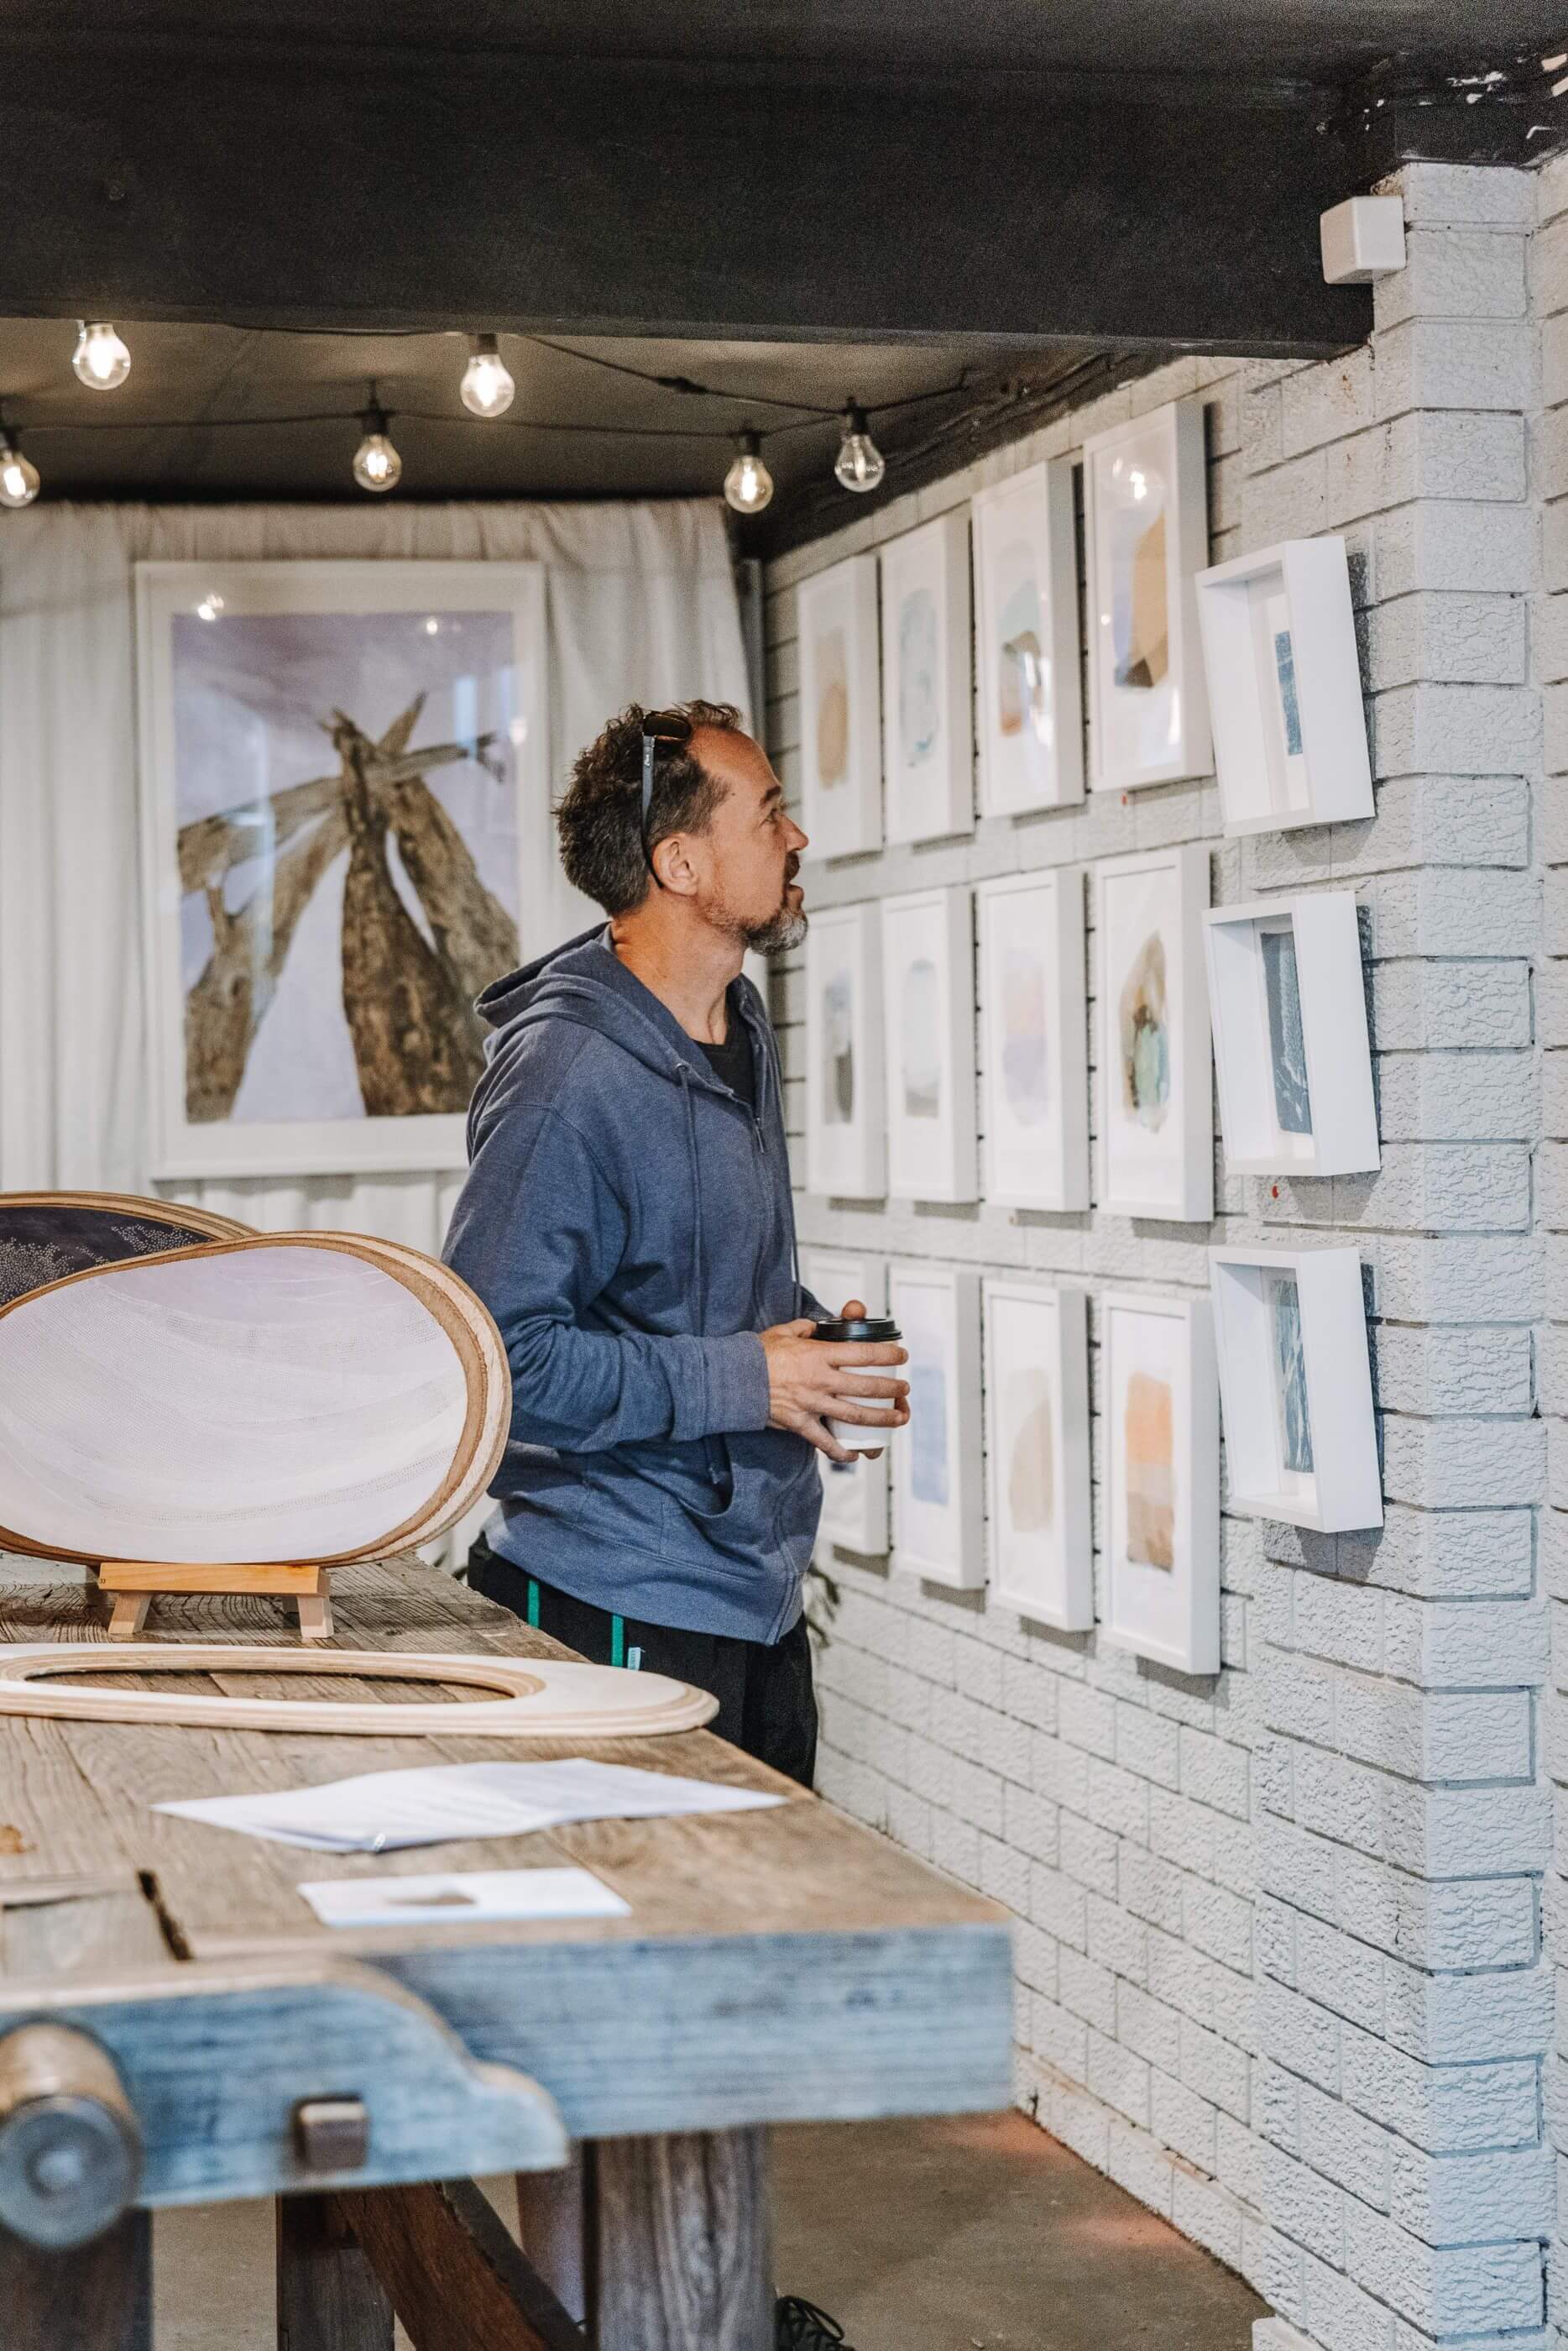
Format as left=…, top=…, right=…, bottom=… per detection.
left=0, top=2023, right=143, bottom=2249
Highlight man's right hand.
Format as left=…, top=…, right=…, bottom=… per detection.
left=760, top=1312, right=910, bottom=1463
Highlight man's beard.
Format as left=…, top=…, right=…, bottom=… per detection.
left=744, top=898, right=808, bottom=955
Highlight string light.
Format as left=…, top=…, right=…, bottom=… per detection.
left=352, top=395, right=402, bottom=492
left=834, top=402, right=885, bottom=494
left=72, top=322, right=132, bottom=391
left=460, top=333, right=515, bottom=419
left=0, top=427, right=39, bottom=509
left=724, top=429, right=773, bottom=515
left=5, top=329, right=983, bottom=512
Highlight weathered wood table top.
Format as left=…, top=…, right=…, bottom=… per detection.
left=0, top=1558, right=1012, bottom=2147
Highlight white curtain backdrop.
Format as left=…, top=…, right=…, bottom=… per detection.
left=0, top=496, right=750, bottom=1254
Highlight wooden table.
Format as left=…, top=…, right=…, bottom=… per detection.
left=0, top=1560, right=1011, bottom=2351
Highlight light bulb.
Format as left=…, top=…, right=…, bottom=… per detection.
left=460, top=333, right=515, bottom=418
left=73, top=322, right=131, bottom=391
left=0, top=435, right=39, bottom=509
left=724, top=430, right=773, bottom=516
left=353, top=407, right=402, bottom=493
left=834, top=404, right=885, bottom=494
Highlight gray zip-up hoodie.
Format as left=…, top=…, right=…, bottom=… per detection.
left=442, top=925, right=823, bottom=1642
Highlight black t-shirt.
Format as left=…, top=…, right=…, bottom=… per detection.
left=698, top=1024, right=757, bottom=1111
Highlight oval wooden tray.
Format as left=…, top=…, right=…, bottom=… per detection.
left=0, top=1646, right=719, bottom=1740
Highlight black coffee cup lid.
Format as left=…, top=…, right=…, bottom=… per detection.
left=812, top=1315, right=901, bottom=1343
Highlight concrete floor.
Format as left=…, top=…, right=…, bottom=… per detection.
left=154, top=2112, right=1263, bottom=2350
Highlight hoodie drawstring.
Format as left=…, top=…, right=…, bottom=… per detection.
left=680, top=1068, right=726, bottom=1492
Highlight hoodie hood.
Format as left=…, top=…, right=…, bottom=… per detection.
left=474, top=924, right=758, bottom=1093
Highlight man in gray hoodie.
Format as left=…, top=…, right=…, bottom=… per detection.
left=444, top=700, right=908, bottom=1791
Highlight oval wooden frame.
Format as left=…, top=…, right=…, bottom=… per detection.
left=0, top=1646, right=719, bottom=1739
left=0, top=1233, right=511, bottom=1568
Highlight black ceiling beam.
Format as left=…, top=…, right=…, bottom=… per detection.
left=0, top=45, right=1376, bottom=359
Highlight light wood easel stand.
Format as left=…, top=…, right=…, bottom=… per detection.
left=97, top=1562, right=333, bottom=1643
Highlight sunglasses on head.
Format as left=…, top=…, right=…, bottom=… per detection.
left=640, top=708, right=693, bottom=880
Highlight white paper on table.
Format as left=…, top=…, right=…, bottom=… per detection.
left=298, top=1867, right=631, bottom=1929
left=154, top=1757, right=786, bottom=1852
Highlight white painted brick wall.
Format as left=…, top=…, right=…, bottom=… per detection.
left=764, top=159, right=1547, bottom=2351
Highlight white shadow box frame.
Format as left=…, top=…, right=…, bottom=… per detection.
left=973, top=463, right=1084, bottom=816
left=1095, top=844, right=1213, bottom=1224
left=882, top=887, right=979, bottom=1203
left=1209, top=1244, right=1382, bottom=1533
left=1084, top=397, right=1212, bottom=794
left=889, top=1260, right=984, bottom=1589
left=976, top=868, right=1089, bottom=1211
left=796, top=552, right=883, bottom=861
left=983, top=1277, right=1092, bottom=1629
left=800, top=1248, right=890, bottom=1557
left=1194, top=537, right=1372, bottom=835
left=880, top=511, right=975, bottom=845
left=1100, top=1288, right=1220, bottom=1676
left=138, top=558, right=549, bottom=1178
left=804, top=902, right=886, bottom=1200
left=1204, top=892, right=1377, bottom=1177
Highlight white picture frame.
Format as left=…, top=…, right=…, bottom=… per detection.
left=973, top=463, right=1084, bottom=815
left=1084, top=397, right=1212, bottom=793
left=889, top=1260, right=984, bottom=1588
left=1204, top=893, right=1378, bottom=1177
left=983, top=1277, right=1092, bottom=1629
left=136, top=558, right=549, bottom=1180
left=1095, top=845, right=1213, bottom=1224
left=1100, top=1289, right=1220, bottom=1675
left=1194, top=537, right=1372, bottom=835
left=800, top=1248, right=890, bottom=1557
left=976, top=868, right=1089, bottom=1212
left=805, top=902, right=886, bottom=1199
left=797, top=552, right=883, bottom=861
left=880, top=511, right=975, bottom=845
left=881, top=887, right=979, bottom=1203
left=1209, top=1245, right=1382, bottom=1533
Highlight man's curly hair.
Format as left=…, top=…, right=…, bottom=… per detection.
left=555, top=700, right=744, bottom=917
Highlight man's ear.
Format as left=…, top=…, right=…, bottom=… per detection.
left=651, top=831, right=703, bottom=897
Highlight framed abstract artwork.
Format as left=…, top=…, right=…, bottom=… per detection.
left=972, top=463, right=1084, bottom=815
left=983, top=1277, right=1092, bottom=1629
left=881, top=888, right=979, bottom=1203
left=804, top=902, right=885, bottom=1199
left=1194, top=537, right=1372, bottom=835
left=976, top=869, right=1089, bottom=1212
left=1084, top=398, right=1211, bottom=793
left=1100, top=1289, right=1220, bottom=1675
left=1209, top=1245, right=1381, bottom=1532
left=889, top=1260, right=984, bottom=1588
left=1204, top=892, right=1377, bottom=1177
left=879, top=511, right=975, bottom=846
left=800, top=1247, right=890, bottom=1557
left=136, top=559, right=548, bottom=1179
left=797, top=552, right=883, bottom=861
left=1095, top=845, right=1213, bottom=1224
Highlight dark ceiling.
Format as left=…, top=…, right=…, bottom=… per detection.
left=8, top=0, right=1567, bottom=85
left=0, top=1, right=1562, bottom=542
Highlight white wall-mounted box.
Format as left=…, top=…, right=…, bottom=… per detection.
left=1194, top=537, right=1372, bottom=835
left=1204, top=892, right=1378, bottom=1178
left=1209, top=1244, right=1382, bottom=1534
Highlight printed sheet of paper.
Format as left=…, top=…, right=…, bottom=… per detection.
left=154, top=1757, right=786, bottom=1851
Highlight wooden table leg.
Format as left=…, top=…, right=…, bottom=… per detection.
left=516, top=2146, right=588, bottom=2325
left=277, top=2191, right=394, bottom=2351
left=588, top=2128, right=772, bottom=2351
left=0, top=2207, right=152, bottom=2350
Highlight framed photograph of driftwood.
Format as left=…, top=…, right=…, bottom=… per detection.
left=136, top=561, right=548, bottom=1177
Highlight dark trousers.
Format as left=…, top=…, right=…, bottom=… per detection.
left=466, top=1536, right=818, bottom=1790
